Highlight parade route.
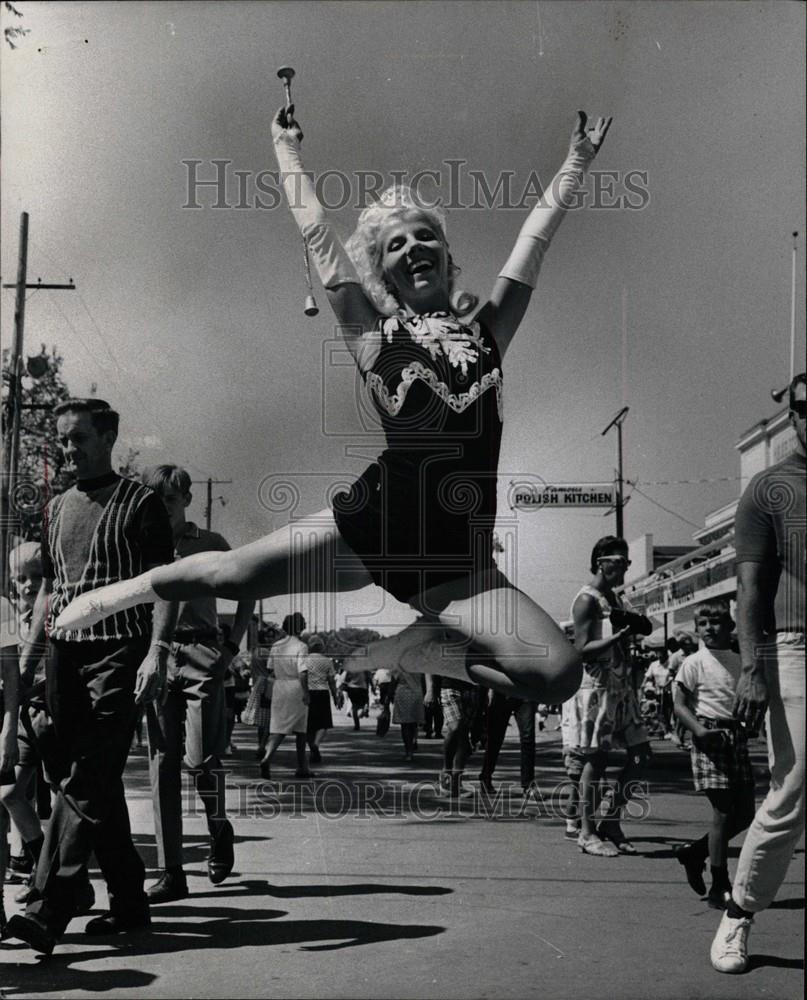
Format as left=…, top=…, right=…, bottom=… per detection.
left=2, top=717, right=803, bottom=999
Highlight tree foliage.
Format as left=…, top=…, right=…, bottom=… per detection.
left=2, top=344, right=74, bottom=539
left=3, top=2, right=30, bottom=49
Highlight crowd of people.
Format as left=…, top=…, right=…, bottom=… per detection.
left=0, top=86, right=803, bottom=983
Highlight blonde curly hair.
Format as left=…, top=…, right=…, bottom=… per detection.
left=345, top=185, right=477, bottom=318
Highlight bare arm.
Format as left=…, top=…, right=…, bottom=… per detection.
left=134, top=573, right=178, bottom=706
left=672, top=683, right=701, bottom=736
left=0, top=644, right=20, bottom=774
left=733, top=561, right=769, bottom=733
left=19, top=577, right=52, bottom=689
left=299, top=665, right=310, bottom=706
left=674, top=683, right=728, bottom=753
left=572, top=593, right=629, bottom=661
left=424, top=673, right=434, bottom=705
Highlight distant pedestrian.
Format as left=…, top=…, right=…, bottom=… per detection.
left=260, top=614, right=312, bottom=780
left=479, top=691, right=537, bottom=796
left=345, top=669, right=370, bottom=731
left=242, top=646, right=274, bottom=759
left=304, top=635, right=338, bottom=763
left=436, top=675, right=479, bottom=798
left=392, top=667, right=425, bottom=762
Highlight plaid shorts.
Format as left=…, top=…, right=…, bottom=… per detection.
left=440, top=686, right=479, bottom=730
left=690, top=716, right=754, bottom=791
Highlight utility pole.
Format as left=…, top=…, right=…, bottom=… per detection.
left=1, top=212, right=75, bottom=595
left=601, top=406, right=629, bottom=540
left=191, top=477, right=232, bottom=531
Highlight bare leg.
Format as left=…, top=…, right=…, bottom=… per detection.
left=599, top=742, right=652, bottom=842
left=56, top=509, right=372, bottom=631
left=579, top=757, right=608, bottom=840
left=0, top=765, right=42, bottom=844
left=261, top=733, right=286, bottom=767
left=346, top=574, right=582, bottom=704
left=294, top=734, right=310, bottom=775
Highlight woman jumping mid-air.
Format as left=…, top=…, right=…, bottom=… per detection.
left=57, top=102, right=612, bottom=705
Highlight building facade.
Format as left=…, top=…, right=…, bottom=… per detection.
left=621, top=405, right=799, bottom=632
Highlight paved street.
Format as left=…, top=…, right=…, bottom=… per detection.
left=2, top=713, right=803, bottom=999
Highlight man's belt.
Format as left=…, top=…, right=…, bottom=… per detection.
left=699, top=716, right=744, bottom=731
left=172, top=628, right=220, bottom=644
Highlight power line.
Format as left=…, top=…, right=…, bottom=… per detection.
left=19, top=240, right=215, bottom=480
left=633, top=475, right=741, bottom=487
left=626, top=481, right=703, bottom=529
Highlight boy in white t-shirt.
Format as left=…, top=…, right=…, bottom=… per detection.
left=673, top=599, right=756, bottom=909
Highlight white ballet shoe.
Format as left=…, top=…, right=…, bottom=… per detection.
left=54, top=575, right=158, bottom=630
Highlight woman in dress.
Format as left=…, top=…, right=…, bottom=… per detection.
left=391, top=667, right=425, bottom=762
left=260, top=613, right=312, bottom=780
left=241, top=644, right=274, bottom=760
left=303, top=634, right=338, bottom=763
left=55, top=103, right=612, bottom=707
left=566, top=536, right=652, bottom=856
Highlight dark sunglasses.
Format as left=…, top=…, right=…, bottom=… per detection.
left=791, top=400, right=807, bottom=419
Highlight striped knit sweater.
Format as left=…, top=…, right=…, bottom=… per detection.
left=44, top=476, right=173, bottom=642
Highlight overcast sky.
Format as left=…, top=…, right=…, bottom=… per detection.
left=2, top=1, right=804, bottom=629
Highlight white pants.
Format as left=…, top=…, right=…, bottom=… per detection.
left=734, top=633, right=805, bottom=912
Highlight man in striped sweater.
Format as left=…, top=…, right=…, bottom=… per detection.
left=8, top=399, right=176, bottom=955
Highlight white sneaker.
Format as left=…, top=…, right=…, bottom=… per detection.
left=710, top=910, right=753, bottom=973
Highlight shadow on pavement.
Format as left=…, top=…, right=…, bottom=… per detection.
left=768, top=897, right=805, bottom=910
left=747, top=954, right=804, bottom=971
left=3, top=904, right=445, bottom=994
left=0, top=964, right=156, bottom=997
left=261, top=881, right=454, bottom=898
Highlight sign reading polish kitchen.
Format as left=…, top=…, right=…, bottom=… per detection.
left=510, top=482, right=616, bottom=510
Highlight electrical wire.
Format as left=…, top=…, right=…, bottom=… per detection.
left=626, top=481, right=703, bottom=529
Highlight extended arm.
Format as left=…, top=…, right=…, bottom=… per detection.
left=271, top=108, right=380, bottom=364
left=733, top=561, right=769, bottom=733
left=478, top=112, right=612, bottom=358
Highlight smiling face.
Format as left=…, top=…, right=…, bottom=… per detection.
left=378, top=210, right=450, bottom=312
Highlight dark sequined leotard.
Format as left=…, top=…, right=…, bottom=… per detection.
left=332, top=312, right=503, bottom=605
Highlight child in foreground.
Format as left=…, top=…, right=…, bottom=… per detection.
left=673, top=599, right=756, bottom=908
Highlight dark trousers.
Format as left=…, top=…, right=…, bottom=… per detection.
left=27, top=637, right=149, bottom=934
left=425, top=677, right=443, bottom=737
left=481, top=694, right=537, bottom=789
left=146, top=642, right=227, bottom=870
